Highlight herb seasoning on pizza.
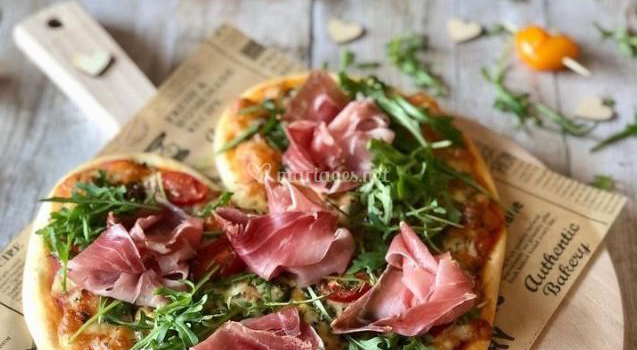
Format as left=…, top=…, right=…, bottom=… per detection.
left=24, top=70, right=506, bottom=350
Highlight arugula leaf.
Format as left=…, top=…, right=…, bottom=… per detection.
left=195, top=191, right=233, bottom=218
left=339, top=73, right=462, bottom=147
left=481, top=59, right=536, bottom=127
left=483, top=56, right=597, bottom=135
left=37, top=171, right=159, bottom=290
left=355, top=139, right=464, bottom=253
left=590, top=175, right=616, bottom=191
left=536, top=103, right=596, bottom=136
left=591, top=114, right=637, bottom=152
left=347, top=336, right=394, bottom=350
left=387, top=35, right=447, bottom=96
left=216, top=121, right=263, bottom=153
left=595, top=23, right=637, bottom=57
left=402, top=338, right=435, bottom=350
left=340, top=49, right=382, bottom=71
left=69, top=299, right=123, bottom=343
left=217, top=99, right=287, bottom=153
left=126, top=270, right=217, bottom=350
left=346, top=247, right=387, bottom=279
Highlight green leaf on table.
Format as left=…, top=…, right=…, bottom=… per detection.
left=386, top=35, right=447, bottom=97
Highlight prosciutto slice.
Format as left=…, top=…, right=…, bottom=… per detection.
left=67, top=207, right=203, bottom=307
left=331, top=222, right=476, bottom=336
left=283, top=99, right=394, bottom=193
left=192, top=307, right=323, bottom=350
left=283, top=70, right=349, bottom=123
left=215, top=179, right=354, bottom=286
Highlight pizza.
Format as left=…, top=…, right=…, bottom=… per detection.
left=23, top=153, right=229, bottom=350
left=24, top=71, right=506, bottom=350
left=212, top=71, right=506, bottom=350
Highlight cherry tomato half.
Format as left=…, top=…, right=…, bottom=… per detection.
left=191, top=238, right=245, bottom=279
left=161, top=171, right=209, bottom=205
left=319, top=275, right=372, bottom=303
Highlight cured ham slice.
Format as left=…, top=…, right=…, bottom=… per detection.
left=331, top=222, right=476, bottom=336
left=67, top=207, right=203, bottom=307
left=283, top=70, right=349, bottom=123
left=283, top=99, right=394, bottom=193
left=214, top=180, right=354, bottom=286
left=192, top=307, right=323, bottom=350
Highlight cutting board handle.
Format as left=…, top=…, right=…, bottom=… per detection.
left=12, top=1, right=155, bottom=136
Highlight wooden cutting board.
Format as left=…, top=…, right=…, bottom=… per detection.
left=13, top=2, right=624, bottom=349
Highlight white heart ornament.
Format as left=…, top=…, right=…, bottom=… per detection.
left=446, top=18, right=482, bottom=43
left=72, top=51, right=112, bottom=77
left=575, top=97, right=614, bottom=121
left=328, top=18, right=364, bottom=44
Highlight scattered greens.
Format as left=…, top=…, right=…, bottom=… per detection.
left=37, top=171, right=159, bottom=290
left=595, top=23, right=637, bottom=57
left=590, top=175, right=616, bottom=191
left=387, top=35, right=447, bottom=97
left=536, top=103, right=596, bottom=136
left=591, top=114, right=637, bottom=152
left=217, top=99, right=288, bottom=153
left=481, top=57, right=536, bottom=127
left=482, top=56, right=596, bottom=135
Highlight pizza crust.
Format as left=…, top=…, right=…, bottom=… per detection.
left=214, top=73, right=311, bottom=213
left=23, top=153, right=218, bottom=350
left=214, top=73, right=506, bottom=350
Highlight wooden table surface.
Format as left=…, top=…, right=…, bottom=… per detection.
left=1, top=0, right=635, bottom=347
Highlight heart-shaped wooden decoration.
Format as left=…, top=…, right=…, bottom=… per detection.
left=446, top=18, right=482, bottom=43
left=575, top=97, right=615, bottom=120
left=71, top=50, right=113, bottom=77
left=327, top=18, right=364, bottom=44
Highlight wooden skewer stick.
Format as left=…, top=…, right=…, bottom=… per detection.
left=562, top=57, right=592, bottom=77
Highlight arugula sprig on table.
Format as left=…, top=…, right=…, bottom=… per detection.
left=387, top=35, right=447, bottom=97
left=481, top=58, right=536, bottom=127
left=482, top=56, right=596, bottom=135
left=590, top=175, right=616, bottom=191
left=37, top=171, right=160, bottom=290
left=217, top=99, right=288, bottom=153
left=595, top=23, right=637, bottom=57
left=591, top=114, right=637, bottom=152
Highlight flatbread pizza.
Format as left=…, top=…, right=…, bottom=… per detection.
left=24, top=71, right=506, bottom=350
left=23, top=153, right=227, bottom=350
left=213, top=71, right=507, bottom=350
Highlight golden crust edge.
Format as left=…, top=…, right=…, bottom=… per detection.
left=461, top=131, right=507, bottom=350
left=213, top=73, right=313, bottom=212
left=23, top=153, right=217, bottom=350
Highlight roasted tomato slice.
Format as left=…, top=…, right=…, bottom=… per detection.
left=319, top=275, right=372, bottom=303
left=161, top=171, right=209, bottom=205
left=191, top=238, right=245, bottom=278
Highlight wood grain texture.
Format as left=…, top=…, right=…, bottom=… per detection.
left=0, top=0, right=635, bottom=348
left=13, top=1, right=156, bottom=136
